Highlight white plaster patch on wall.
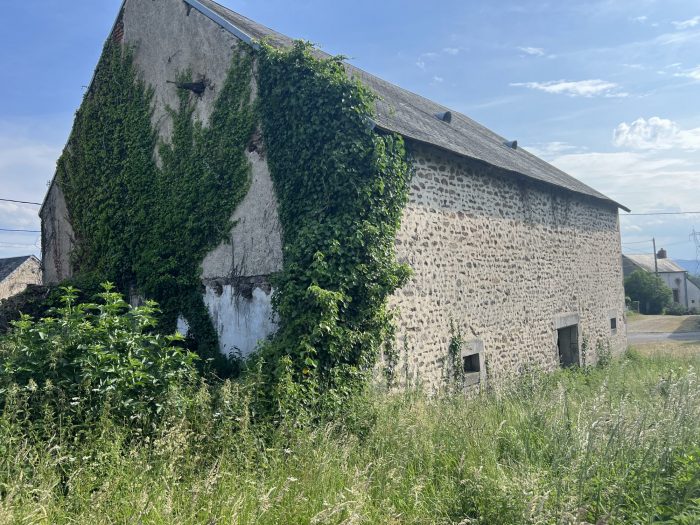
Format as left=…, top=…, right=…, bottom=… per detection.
left=199, top=148, right=283, bottom=357
left=203, top=284, right=276, bottom=356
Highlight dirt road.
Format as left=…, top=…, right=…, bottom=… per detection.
left=627, top=314, right=700, bottom=344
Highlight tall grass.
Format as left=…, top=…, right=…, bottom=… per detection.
left=1, top=350, right=699, bottom=524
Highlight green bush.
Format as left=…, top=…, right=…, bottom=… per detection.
left=624, top=269, right=673, bottom=314
left=0, top=284, right=199, bottom=428
left=666, top=302, right=689, bottom=315
left=1, top=351, right=699, bottom=523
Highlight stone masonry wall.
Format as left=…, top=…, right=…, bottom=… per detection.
left=390, top=142, right=627, bottom=388
left=0, top=257, right=42, bottom=301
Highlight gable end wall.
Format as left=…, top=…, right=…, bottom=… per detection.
left=0, top=258, right=42, bottom=301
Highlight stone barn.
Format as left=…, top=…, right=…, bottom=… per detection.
left=0, top=256, right=42, bottom=301
left=40, top=0, right=628, bottom=387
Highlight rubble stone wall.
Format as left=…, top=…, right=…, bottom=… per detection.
left=390, top=142, right=627, bottom=388
left=0, top=258, right=42, bottom=301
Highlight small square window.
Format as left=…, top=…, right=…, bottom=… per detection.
left=463, top=353, right=480, bottom=374
left=460, top=339, right=485, bottom=387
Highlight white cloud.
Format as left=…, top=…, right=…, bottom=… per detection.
left=548, top=150, right=700, bottom=257
left=0, top=201, right=42, bottom=258
left=415, top=51, right=438, bottom=70
left=613, top=117, right=700, bottom=151
left=674, top=65, right=700, bottom=80
left=524, top=141, right=582, bottom=158
left=631, top=15, right=648, bottom=23
left=0, top=125, right=61, bottom=258
left=510, top=79, right=625, bottom=97
left=622, top=223, right=643, bottom=233
left=518, top=46, right=545, bottom=56
left=416, top=48, right=462, bottom=69
left=432, top=76, right=444, bottom=83
left=672, top=16, right=700, bottom=30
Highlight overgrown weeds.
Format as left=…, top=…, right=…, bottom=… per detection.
left=1, top=337, right=698, bottom=523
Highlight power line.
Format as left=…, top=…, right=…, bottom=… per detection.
left=622, top=239, right=653, bottom=245
left=664, top=238, right=692, bottom=247
left=622, top=211, right=700, bottom=216
left=0, top=228, right=41, bottom=233
left=622, top=247, right=654, bottom=255
left=0, top=198, right=42, bottom=206
left=0, top=243, right=39, bottom=248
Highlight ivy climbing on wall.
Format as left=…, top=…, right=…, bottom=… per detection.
left=55, top=36, right=412, bottom=413
left=57, top=40, right=255, bottom=367
left=256, top=41, right=413, bottom=415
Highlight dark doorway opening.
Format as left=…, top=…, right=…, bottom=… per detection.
left=557, top=324, right=579, bottom=367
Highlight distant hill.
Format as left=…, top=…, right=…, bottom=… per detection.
left=676, top=259, right=699, bottom=275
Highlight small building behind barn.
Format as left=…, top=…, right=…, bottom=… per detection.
left=623, top=250, right=700, bottom=311
left=40, top=0, right=629, bottom=388
left=0, top=256, right=42, bottom=301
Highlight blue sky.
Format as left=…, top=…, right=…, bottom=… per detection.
left=1, top=0, right=699, bottom=263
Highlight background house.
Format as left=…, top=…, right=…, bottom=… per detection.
left=0, top=255, right=42, bottom=301
left=40, top=0, right=628, bottom=386
left=623, top=250, right=700, bottom=311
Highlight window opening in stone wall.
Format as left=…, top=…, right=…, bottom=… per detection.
left=610, top=317, right=617, bottom=335
left=557, top=324, right=579, bottom=368
left=672, top=289, right=680, bottom=303
left=463, top=353, right=480, bottom=374
left=461, top=340, right=484, bottom=387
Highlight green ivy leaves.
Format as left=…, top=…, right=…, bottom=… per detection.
left=57, top=42, right=255, bottom=369
left=56, top=36, right=413, bottom=418
left=256, top=41, right=412, bottom=416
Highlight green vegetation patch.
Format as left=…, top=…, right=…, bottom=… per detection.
left=1, top=347, right=699, bottom=524
left=56, top=41, right=255, bottom=365
left=624, top=269, right=673, bottom=315
left=255, top=42, right=412, bottom=414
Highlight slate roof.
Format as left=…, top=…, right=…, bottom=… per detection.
left=0, top=256, right=32, bottom=282
left=622, top=254, right=686, bottom=274
left=197, top=0, right=627, bottom=211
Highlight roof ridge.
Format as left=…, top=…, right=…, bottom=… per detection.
left=195, top=0, right=626, bottom=211
left=0, top=255, right=34, bottom=282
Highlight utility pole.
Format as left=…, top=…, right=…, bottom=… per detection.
left=652, top=237, right=658, bottom=275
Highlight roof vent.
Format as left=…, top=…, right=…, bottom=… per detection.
left=657, top=248, right=667, bottom=259
left=504, top=140, right=518, bottom=150
left=435, top=111, right=452, bottom=123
